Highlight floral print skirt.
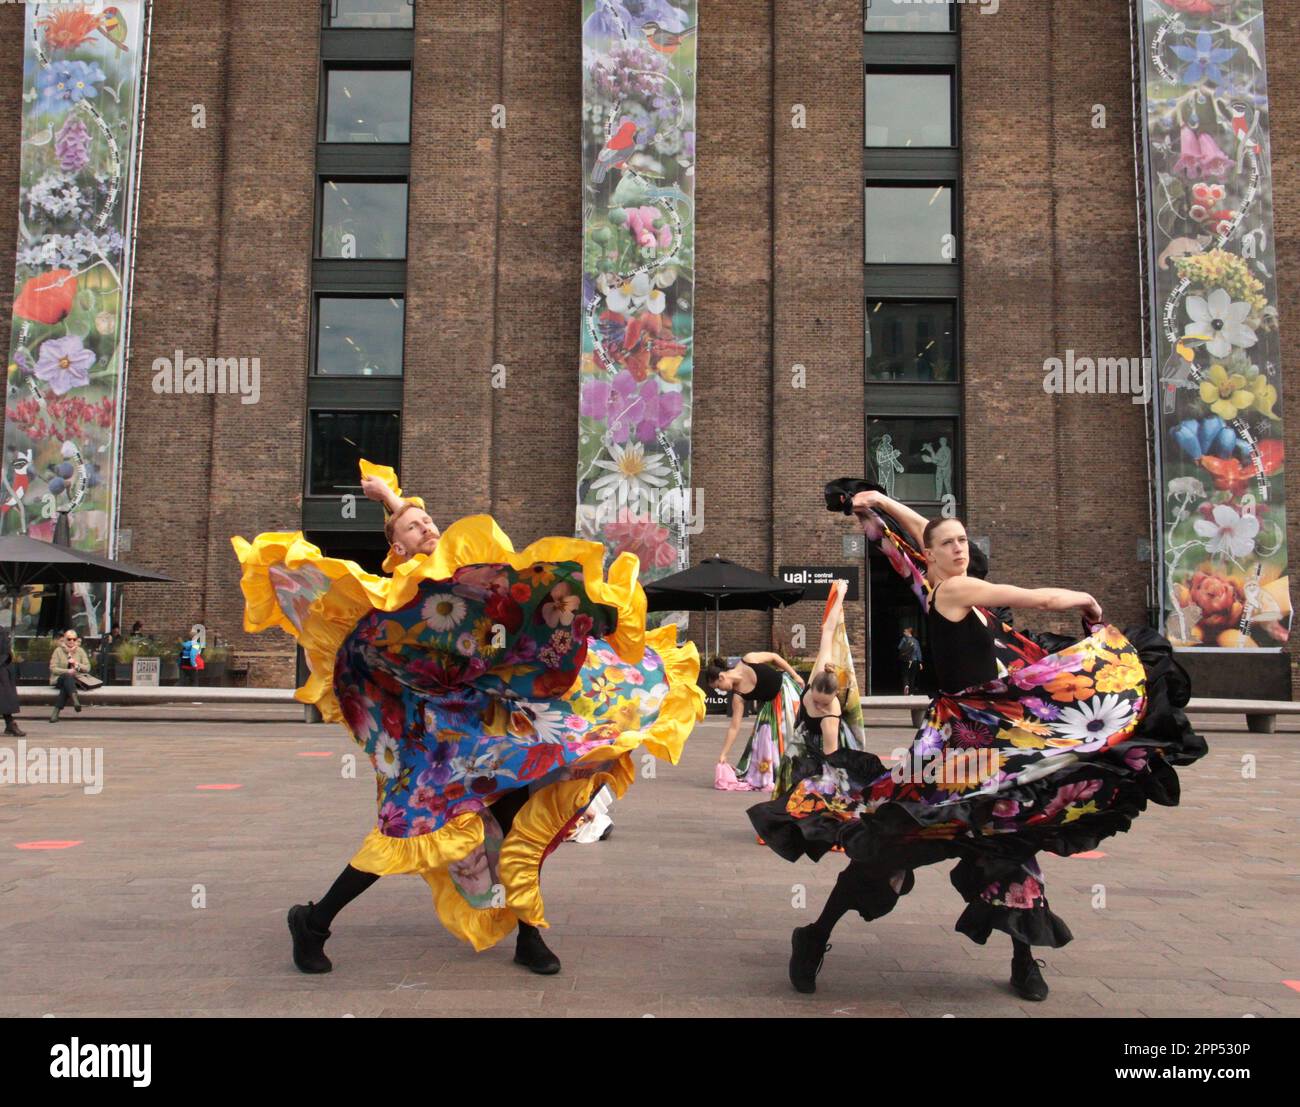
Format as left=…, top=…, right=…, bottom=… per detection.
left=233, top=515, right=704, bottom=951
left=749, top=623, right=1207, bottom=947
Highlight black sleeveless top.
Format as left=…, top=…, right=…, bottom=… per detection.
left=926, top=581, right=999, bottom=693
left=745, top=661, right=783, bottom=703
left=795, top=699, right=839, bottom=758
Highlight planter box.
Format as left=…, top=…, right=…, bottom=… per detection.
left=196, top=663, right=227, bottom=686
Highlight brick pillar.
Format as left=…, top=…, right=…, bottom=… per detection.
left=197, top=0, right=318, bottom=686
left=691, top=4, right=777, bottom=660
left=403, top=2, right=501, bottom=520
left=771, top=0, right=865, bottom=666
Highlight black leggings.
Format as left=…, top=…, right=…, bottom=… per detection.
left=310, top=788, right=532, bottom=930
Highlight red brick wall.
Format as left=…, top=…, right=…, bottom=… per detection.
left=0, top=0, right=1295, bottom=694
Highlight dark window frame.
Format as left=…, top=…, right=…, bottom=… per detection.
left=866, top=296, right=961, bottom=386
left=304, top=407, right=404, bottom=499
left=315, top=175, right=411, bottom=261
left=864, top=0, right=955, bottom=34
left=863, top=180, right=958, bottom=266
left=311, top=291, right=408, bottom=379
left=864, top=67, right=957, bottom=150
left=864, top=412, right=963, bottom=510
left=321, top=0, right=415, bottom=31
left=319, top=63, right=413, bottom=145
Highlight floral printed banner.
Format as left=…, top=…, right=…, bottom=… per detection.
left=1136, top=0, right=1291, bottom=649
left=576, top=2, right=696, bottom=613
left=1, top=2, right=148, bottom=635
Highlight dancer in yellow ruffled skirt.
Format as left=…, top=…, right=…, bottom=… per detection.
left=231, top=462, right=703, bottom=974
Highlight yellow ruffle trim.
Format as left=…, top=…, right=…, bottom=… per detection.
left=231, top=514, right=649, bottom=723
left=345, top=626, right=703, bottom=951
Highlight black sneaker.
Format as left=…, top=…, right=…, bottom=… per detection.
left=514, top=923, right=561, bottom=975
left=287, top=903, right=332, bottom=974
left=789, top=925, right=830, bottom=994
left=5, top=724, right=25, bottom=737
left=1010, top=947, right=1049, bottom=1001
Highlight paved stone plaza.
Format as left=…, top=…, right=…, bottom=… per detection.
left=1, top=705, right=1296, bottom=1018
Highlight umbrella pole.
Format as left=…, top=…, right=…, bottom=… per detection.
left=715, top=595, right=721, bottom=658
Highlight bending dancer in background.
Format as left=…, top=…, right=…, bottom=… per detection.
left=233, top=462, right=703, bottom=977
left=750, top=481, right=1206, bottom=1002
left=708, top=651, right=803, bottom=792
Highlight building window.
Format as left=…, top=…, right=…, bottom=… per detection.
left=325, top=0, right=414, bottom=29
left=864, top=0, right=953, bottom=33
left=308, top=410, right=402, bottom=496
left=318, top=179, right=408, bottom=259
left=867, top=417, right=957, bottom=505
left=864, top=184, right=953, bottom=264
left=867, top=300, right=957, bottom=381
left=865, top=71, right=953, bottom=147
left=323, top=68, right=412, bottom=143
left=315, top=295, right=405, bottom=376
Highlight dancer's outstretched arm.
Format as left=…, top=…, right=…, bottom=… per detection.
left=718, top=693, right=746, bottom=764
left=742, top=651, right=805, bottom=689
left=938, top=576, right=1102, bottom=625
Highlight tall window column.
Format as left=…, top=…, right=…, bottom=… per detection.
left=863, top=0, right=961, bottom=691
left=304, top=0, right=415, bottom=572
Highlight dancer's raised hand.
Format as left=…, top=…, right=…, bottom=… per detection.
left=1077, top=593, right=1104, bottom=626
left=851, top=490, right=884, bottom=518
left=360, top=474, right=388, bottom=503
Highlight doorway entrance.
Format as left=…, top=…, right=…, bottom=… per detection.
left=867, top=544, right=930, bottom=696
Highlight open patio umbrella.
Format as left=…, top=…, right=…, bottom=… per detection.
left=644, top=555, right=805, bottom=658
left=0, top=532, right=177, bottom=633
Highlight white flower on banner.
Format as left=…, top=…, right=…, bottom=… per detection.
left=589, top=441, right=670, bottom=510
left=605, top=271, right=665, bottom=315
left=1183, top=287, right=1257, bottom=359
left=1193, top=503, right=1260, bottom=559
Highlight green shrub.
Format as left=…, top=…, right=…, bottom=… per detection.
left=22, top=636, right=57, bottom=662
left=114, top=638, right=166, bottom=663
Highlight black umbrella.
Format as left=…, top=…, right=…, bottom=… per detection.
left=0, top=532, right=177, bottom=633
left=644, top=555, right=805, bottom=657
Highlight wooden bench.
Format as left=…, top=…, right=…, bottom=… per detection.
left=861, top=695, right=1300, bottom=734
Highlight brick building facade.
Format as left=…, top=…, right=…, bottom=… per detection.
left=1, top=0, right=1298, bottom=696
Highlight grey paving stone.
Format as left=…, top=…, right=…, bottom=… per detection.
left=0, top=710, right=1295, bottom=1018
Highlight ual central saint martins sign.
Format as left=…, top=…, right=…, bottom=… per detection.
left=777, top=566, right=860, bottom=602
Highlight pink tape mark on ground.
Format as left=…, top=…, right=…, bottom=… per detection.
left=15, top=840, right=82, bottom=850
left=195, top=784, right=243, bottom=791
left=1069, top=851, right=1107, bottom=859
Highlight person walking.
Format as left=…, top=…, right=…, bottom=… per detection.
left=48, top=630, right=90, bottom=723
left=897, top=626, right=922, bottom=694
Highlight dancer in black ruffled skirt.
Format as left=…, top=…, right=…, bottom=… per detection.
left=750, top=481, right=1207, bottom=1000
